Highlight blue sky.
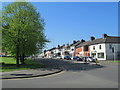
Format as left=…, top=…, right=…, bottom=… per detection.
left=2, top=2, right=118, bottom=50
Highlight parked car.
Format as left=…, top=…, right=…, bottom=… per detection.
left=83, top=56, right=97, bottom=62
left=64, top=56, right=71, bottom=60
left=57, top=56, right=62, bottom=59
left=73, top=56, right=83, bottom=61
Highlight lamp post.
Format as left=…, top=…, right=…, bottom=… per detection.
left=112, top=47, right=115, bottom=61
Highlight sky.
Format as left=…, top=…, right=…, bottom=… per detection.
left=2, top=2, right=118, bottom=50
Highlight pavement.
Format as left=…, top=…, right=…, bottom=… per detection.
left=0, top=68, right=63, bottom=79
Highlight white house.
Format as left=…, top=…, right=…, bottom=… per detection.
left=89, top=34, right=120, bottom=60
left=60, top=44, right=70, bottom=58
left=69, top=40, right=81, bottom=58
left=44, top=47, right=56, bottom=58
left=90, top=43, right=106, bottom=60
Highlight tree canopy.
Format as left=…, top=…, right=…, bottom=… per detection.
left=2, top=1, right=49, bottom=66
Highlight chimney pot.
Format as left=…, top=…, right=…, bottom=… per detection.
left=81, top=39, right=85, bottom=42
left=102, top=34, right=108, bottom=38
left=73, top=40, right=77, bottom=44
left=90, top=36, right=95, bottom=41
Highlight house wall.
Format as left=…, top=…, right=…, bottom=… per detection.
left=84, top=46, right=90, bottom=56
left=105, top=43, right=120, bottom=60
left=51, top=48, right=62, bottom=58
left=90, top=43, right=106, bottom=60
left=90, top=43, right=120, bottom=60
left=70, top=46, right=75, bottom=58
left=75, top=47, right=83, bottom=56
left=61, top=46, right=71, bottom=58
left=61, top=48, right=65, bottom=58
left=45, top=51, right=51, bottom=58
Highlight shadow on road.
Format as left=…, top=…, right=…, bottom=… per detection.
left=35, top=58, right=105, bottom=72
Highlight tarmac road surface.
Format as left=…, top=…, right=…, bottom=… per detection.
left=2, top=58, right=118, bottom=88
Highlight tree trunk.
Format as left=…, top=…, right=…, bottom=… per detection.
left=22, top=53, right=25, bottom=64
left=20, top=54, right=22, bottom=63
left=16, top=46, right=20, bottom=67
left=20, top=53, right=25, bottom=65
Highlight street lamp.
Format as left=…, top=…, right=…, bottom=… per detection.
left=112, top=47, right=115, bottom=61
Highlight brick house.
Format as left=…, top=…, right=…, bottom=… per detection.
left=75, top=39, right=90, bottom=57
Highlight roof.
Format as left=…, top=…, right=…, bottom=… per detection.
left=70, top=41, right=81, bottom=47
left=87, top=36, right=120, bottom=45
left=76, top=36, right=120, bottom=47
left=47, top=47, right=56, bottom=51
left=76, top=41, right=91, bottom=48
left=86, top=38, right=105, bottom=46
left=105, top=36, right=120, bottom=43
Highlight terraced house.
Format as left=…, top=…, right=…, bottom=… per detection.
left=69, top=40, right=81, bottom=58
left=75, top=34, right=120, bottom=60
left=44, top=34, right=120, bottom=60
left=74, top=39, right=90, bottom=57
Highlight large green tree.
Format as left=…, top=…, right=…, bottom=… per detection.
left=2, top=1, right=48, bottom=66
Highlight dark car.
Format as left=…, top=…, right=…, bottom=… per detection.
left=64, top=56, right=71, bottom=60
left=73, top=56, right=83, bottom=61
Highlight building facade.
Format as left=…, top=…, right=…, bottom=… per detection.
left=45, top=34, right=120, bottom=60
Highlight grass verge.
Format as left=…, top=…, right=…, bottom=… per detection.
left=108, top=60, right=120, bottom=63
left=0, top=57, right=43, bottom=72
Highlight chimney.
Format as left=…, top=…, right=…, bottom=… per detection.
left=102, top=34, right=108, bottom=38
left=63, top=44, right=65, bottom=46
left=66, top=43, right=69, bottom=46
left=58, top=45, right=60, bottom=48
left=81, top=39, right=85, bottom=42
left=90, top=36, right=95, bottom=41
left=73, top=40, right=77, bottom=44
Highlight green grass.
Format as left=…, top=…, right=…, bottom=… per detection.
left=109, top=60, right=120, bottom=63
left=0, top=57, right=16, bottom=64
left=0, top=57, right=43, bottom=72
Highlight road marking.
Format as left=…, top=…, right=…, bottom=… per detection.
left=1, top=71, right=65, bottom=80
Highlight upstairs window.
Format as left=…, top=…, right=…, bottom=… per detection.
left=99, top=45, right=102, bottom=49
left=109, top=44, right=112, bottom=49
left=93, top=46, right=95, bottom=50
left=84, top=46, right=88, bottom=51
left=71, top=49, right=74, bottom=51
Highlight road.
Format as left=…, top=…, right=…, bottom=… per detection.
left=2, top=58, right=118, bottom=88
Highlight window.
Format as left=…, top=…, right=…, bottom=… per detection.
left=99, top=45, right=102, bottom=49
left=98, top=53, right=104, bottom=58
left=88, top=53, right=90, bottom=56
left=109, top=44, right=112, bottom=49
left=86, top=53, right=90, bottom=56
left=93, top=46, right=95, bottom=50
left=71, top=49, right=74, bottom=51
left=91, top=53, right=96, bottom=58
left=84, top=46, right=88, bottom=51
